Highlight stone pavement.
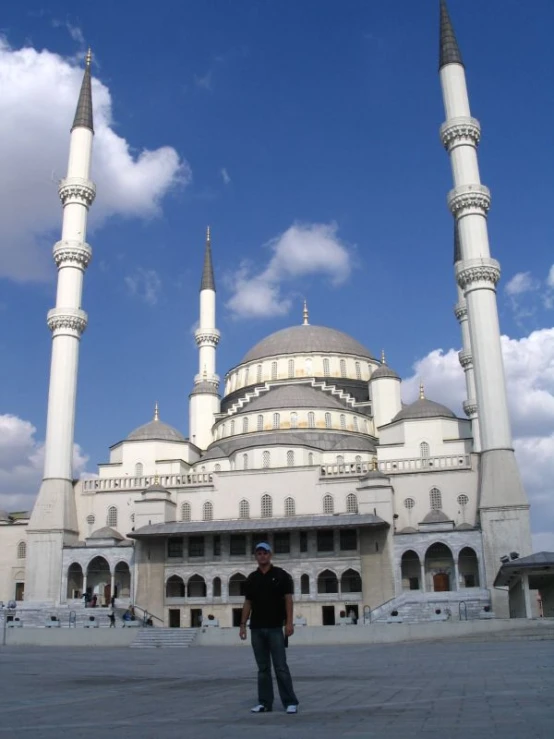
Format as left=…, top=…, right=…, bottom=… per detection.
left=0, top=637, right=553, bottom=738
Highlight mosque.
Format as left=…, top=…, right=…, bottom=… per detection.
left=0, top=3, right=535, bottom=626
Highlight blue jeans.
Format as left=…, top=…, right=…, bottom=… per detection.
left=250, top=628, right=298, bottom=709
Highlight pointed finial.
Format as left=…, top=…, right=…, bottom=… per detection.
left=302, top=300, right=309, bottom=325
left=154, top=402, right=159, bottom=421
left=419, top=382, right=425, bottom=400
left=439, top=0, right=464, bottom=70
left=72, top=48, right=94, bottom=132
left=381, top=349, right=386, bottom=365
left=206, top=225, right=211, bottom=243
left=85, top=48, right=92, bottom=68
left=372, top=458, right=379, bottom=471
left=154, top=472, right=160, bottom=485
left=200, top=226, right=216, bottom=291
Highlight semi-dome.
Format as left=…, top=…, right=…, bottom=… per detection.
left=391, top=397, right=456, bottom=423
left=241, top=325, right=373, bottom=363
left=240, top=384, right=349, bottom=414
left=88, top=526, right=124, bottom=541
left=421, top=510, right=451, bottom=524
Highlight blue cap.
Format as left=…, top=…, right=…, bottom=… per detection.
left=255, top=542, right=272, bottom=552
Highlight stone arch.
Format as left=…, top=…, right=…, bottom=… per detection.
left=166, top=575, right=185, bottom=598
left=340, top=568, right=362, bottom=593
left=86, top=556, right=111, bottom=604
left=187, top=574, right=207, bottom=598
left=213, top=576, right=222, bottom=597
left=114, top=561, right=131, bottom=599
left=229, top=572, right=247, bottom=597
left=300, top=573, right=310, bottom=595
left=66, top=562, right=83, bottom=599
left=317, top=568, right=338, bottom=594
left=424, top=542, right=454, bottom=592
left=400, top=550, right=421, bottom=591
left=458, top=546, right=480, bottom=588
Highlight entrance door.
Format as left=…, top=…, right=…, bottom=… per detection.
left=169, top=609, right=181, bottom=628
left=433, top=573, right=450, bottom=592
left=322, top=605, right=335, bottom=625
left=232, top=608, right=243, bottom=627
left=15, top=582, right=24, bottom=601
left=103, top=584, right=111, bottom=606
left=190, top=608, right=203, bottom=627
left=346, top=604, right=359, bottom=623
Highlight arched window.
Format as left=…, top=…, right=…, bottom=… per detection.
left=181, top=502, right=191, bottom=521
left=273, top=412, right=280, bottom=429
left=305, top=358, right=313, bottom=375
left=262, top=451, right=270, bottom=468
left=308, top=452, right=314, bottom=465
left=287, top=450, right=295, bottom=467
left=308, top=412, right=315, bottom=429
left=341, top=568, right=362, bottom=593
left=355, top=362, right=361, bottom=380
left=17, top=541, right=26, bottom=559
left=242, top=417, right=249, bottom=433
left=290, top=412, right=298, bottom=429
left=301, top=574, right=310, bottom=594
left=261, top=494, right=273, bottom=518
left=256, top=364, right=262, bottom=382
left=284, top=497, right=295, bottom=516
left=257, top=414, right=264, bottom=431
left=243, top=453, right=249, bottom=470
left=340, top=359, right=347, bottom=377
left=239, top=499, right=250, bottom=519
left=214, top=463, right=221, bottom=472
left=222, top=423, right=226, bottom=437
left=135, top=462, right=143, bottom=477
left=213, top=577, right=222, bottom=597
left=203, top=501, right=214, bottom=521
left=325, top=413, right=331, bottom=429
left=288, top=359, right=295, bottom=378
left=346, top=493, right=358, bottom=513
left=271, top=361, right=278, bottom=380
left=317, top=569, right=338, bottom=594
left=229, top=573, right=247, bottom=597
left=457, top=494, right=469, bottom=507
left=107, top=506, right=118, bottom=528
left=323, top=358, right=330, bottom=377
left=230, top=420, right=235, bottom=435
left=430, top=488, right=442, bottom=510
left=353, top=417, right=359, bottom=432
left=86, top=514, right=95, bottom=525
left=404, top=497, right=415, bottom=510
left=336, top=455, right=344, bottom=466
left=323, top=494, right=334, bottom=514
left=420, top=442, right=430, bottom=460
left=354, top=455, right=362, bottom=469
left=166, top=575, right=185, bottom=598
left=187, top=574, right=207, bottom=598
left=340, top=414, right=346, bottom=430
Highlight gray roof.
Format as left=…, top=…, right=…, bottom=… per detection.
left=72, top=54, right=94, bottom=132
left=200, top=228, right=215, bottom=291
left=127, top=419, right=186, bottom=443
left=453, top=221, right=461, bottom=264
left=189, top=381, right=219, bottom=397
left=201, top=430, right=376, bottom=461
left=88, top=526, right=124, bottom=541
left=494, top=551, right=554, bottom=586
left=143, top=482, right=170, bottom=494
left=239, top=384, right=349, bottom=413
left=129, top=512, right=388, bottom=539
left=359, top=468, right=389, bottom=482
left=439, top=0, right=463, bottom=70
left=0, top=510, right=10, bottom=521
left=371, top=363, right=400, bottom=381
left=391, top=397, right=456, bottom=423
left=242, top=325, right=373, bottom=363
left=421, top=510, right=451, bottom=524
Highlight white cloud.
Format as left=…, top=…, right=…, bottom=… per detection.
left=547, top=266, right=554, bottom=289
left=0, top=39, right=189, bottom=282
left=402, top=327, right=554, bottom=552
left=227, top=222, right=352, bottom=319
left=220, top=167, right=231, bottom=185
left=504, top=271, right=539, bottom=297
left=124, top=268, right=162, bottom=306
left=0, top=414, right=89, bottom=512
left=194, top=71, right=213, bottom=91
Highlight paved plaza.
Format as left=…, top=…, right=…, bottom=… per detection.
left=1, top=637, right=553, bottom=738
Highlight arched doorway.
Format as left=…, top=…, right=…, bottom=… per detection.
left=229, top=573, right=246, bottom=597
left=187, top=574, right=207, bottom=598
left=213, top=577, right=222, bottom=597
left=67, top=563, right=84, bottom=599
left=425, top=543, right=454, bottom=592
left=86, top=556, right=111, bottom=605
left=401, top=550, right=421, bottom=591
left=317, top=569, right=338, bottom=594
left=458, top=547, right=480, bottom=588
left=166, top=575, right=185, bottom=598
left=114, top=562, right=131, bottom=599
left=340, top=569, right=362, bottom=593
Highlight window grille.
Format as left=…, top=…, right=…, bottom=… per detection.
left=203, top=501, right=214, bottom=521
left=261, top=494, right=273, bottom=517
left=323, top=494, right=334, bottom=514
left=430, top=488, right=442, bottom=510
left=181, top=502, right=191, bottom=521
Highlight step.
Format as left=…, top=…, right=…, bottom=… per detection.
left=130, top=628, right=198, bottom=649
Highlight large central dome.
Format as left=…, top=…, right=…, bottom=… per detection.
left=241, top=325, right=373, bottom=363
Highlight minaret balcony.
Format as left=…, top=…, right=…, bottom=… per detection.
left=440, top=116, right=481, bottom=151
left=58, top=176, right=96, bottom=207
left=194, top=328, right=221, bottom=347
left=463, top=400, right=478, bottom=419
left=47, top=307, right=88, bottom=336
left=458, top=350, right=473, bottom=369
left=455, top=257, right=501, bottom=291
left=52, top=240, right=92, bottom=270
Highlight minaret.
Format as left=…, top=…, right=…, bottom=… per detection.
left=453, top=223, right=481, bottom=451
left=189, top=227, right=220, bottom=449
left=25, top=51, right=96, bottom=604
left=438, top=1, right=531, bottom=608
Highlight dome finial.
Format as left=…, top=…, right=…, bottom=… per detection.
left=85, top=48, right=92, bottom=68
left=372, top=458, right=379, bottom=471
left=302, top=300, right=309, bottom=325
left=154, top=472, right=160, bottom=485
left=419, top=382, right=425, bottom=400
left=206, top=225, right=210, bottom=243
left=154, top=402, right=159, bottom=421
left=381, top=349, right=386, bottom=365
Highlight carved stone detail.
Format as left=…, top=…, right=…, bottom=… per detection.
left=440, top=116, right=481, bottom=151
left=47, top=308, right=88, bottom=336
left=58, top=177, right=96, bottom=207
left=456, top=258, right=501, bottom=291
left=454, top=300, right=467, bottom=321
left=458, top=350, right=473, bottom=369
left=195, top=329, right=221, bottom=348
left=448, top=184, right=491, bottom=218
left=463, top=400, right=478, bottom=418
left=53, top=240, right=92, bottom=269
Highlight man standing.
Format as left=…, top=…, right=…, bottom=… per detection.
left=240, top=542, right=299, bottom=714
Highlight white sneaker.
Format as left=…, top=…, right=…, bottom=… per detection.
left=286, top=705, right=298, bottom=714
left=251, top=704, right=272, bottom=713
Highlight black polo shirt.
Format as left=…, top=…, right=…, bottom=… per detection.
left=244, top=566, right=293, bottom=629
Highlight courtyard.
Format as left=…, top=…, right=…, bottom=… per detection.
left=0, top=638, right=553, bottom=738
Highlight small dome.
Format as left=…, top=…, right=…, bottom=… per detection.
left=399, top=526, right=418, bottom=534
left=371, top=364, right=400, bottom=381
left=143, top=481, right=169, bottom=495
left=127, top=419, right=185, bottom=443
left=88, top=526, right=124, bottom=541
left=456, top=522, right=473, bottom=530
left=421, top=510, right=450, bottom=524
left=392, top=397, right=456, bottom=423
left=242, top=325, right=373, bottom=363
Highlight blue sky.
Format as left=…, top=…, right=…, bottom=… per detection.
left=1, top=0, right=554, bottom=538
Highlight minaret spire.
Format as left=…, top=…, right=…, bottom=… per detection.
left=419, top=382, right=425, bottom=400
left=200, top=225, right=215, bottom=291
left=439, top=1, right=463, bottom=70
left=154, top=402, right=159, bottom=421
left=302, top=300, right=309, bottom=325
left=72, top=49, right=94, bottom=132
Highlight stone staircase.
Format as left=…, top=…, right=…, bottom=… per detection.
left=130, top=627, right=198, bottom=649
left=370, top=590, right=492, bottom=623
left=4, top=602, right=128, bottom=629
